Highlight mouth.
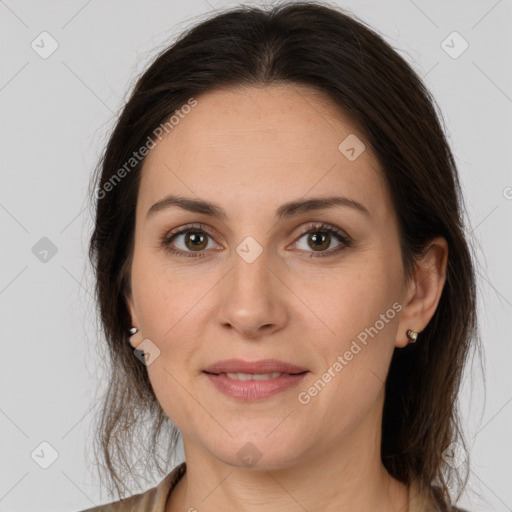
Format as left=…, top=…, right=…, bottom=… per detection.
left=212, top=371, right=301, bottom=381
left=203, top=358, right=308, bottom=375
left=202, top=359, right=309, bottom=401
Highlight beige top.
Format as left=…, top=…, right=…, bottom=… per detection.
left=77, top=462, right=466, bottom=512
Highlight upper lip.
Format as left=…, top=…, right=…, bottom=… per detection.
left=203, top=359, right=308, bottom=375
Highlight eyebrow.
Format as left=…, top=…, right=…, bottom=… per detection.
left=146, top=194, right=370, bottom=220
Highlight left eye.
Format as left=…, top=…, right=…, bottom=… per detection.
left=161, top=223, right=352, bottom=258
left=291, top=224, right=352, bottom=257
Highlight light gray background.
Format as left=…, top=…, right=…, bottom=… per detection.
left=1, top=0, right=511, bottom=511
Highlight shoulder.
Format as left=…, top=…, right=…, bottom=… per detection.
left=75, top=463, right=186, bottom=512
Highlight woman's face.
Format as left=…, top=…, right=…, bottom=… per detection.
left=127, top=84, right=410, bottom=469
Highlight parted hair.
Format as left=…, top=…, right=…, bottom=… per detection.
left=88, top=0, right=480, bottom=504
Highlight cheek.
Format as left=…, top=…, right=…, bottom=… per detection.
left=130, top=255, right=216, bottom=417
left=132, top=251, right=210, bottom=338
left=295, top=285, right=399, bottom=447
left=298, top=250, right=401, bottom=409
left=304, top=250, right=402, bottom=349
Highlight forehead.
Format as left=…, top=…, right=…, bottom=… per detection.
left=138, top=84, right=392, bottom=222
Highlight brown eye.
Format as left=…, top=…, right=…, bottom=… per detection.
left=161, top=224, right=220, bottom=258
left=162, top=222, right=351, bottom=259
left=307, top=232, right=331, bottom=251
left=293, top=223, right=352, bottom=257
left=183, top=231, right=209, bottom=251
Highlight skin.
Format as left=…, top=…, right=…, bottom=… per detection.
left=126, top=83, right=448, bottom=512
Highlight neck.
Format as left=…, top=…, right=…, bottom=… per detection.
left=166, top=392, right=409, bottom=512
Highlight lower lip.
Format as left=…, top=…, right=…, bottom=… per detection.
left=204, top=372, right=308, bottom=401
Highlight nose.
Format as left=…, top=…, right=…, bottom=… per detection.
left=216, top=247, right=289, bottom=339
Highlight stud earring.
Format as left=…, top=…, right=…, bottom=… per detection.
left=128, top=327, right=140, bottom=349
left=406, top=329, right=418, bottom=343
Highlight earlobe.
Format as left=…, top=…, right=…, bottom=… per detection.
left=125, top=291, right=141, bottom=348
left=128, top=326, right=142, bottom=349
left=395, top=236, right=448, bottom=348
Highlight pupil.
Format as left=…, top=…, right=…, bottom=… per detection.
left=311, top=232, right=328, bottom=249
left=184, top=231, right=331, bottom=252
left=188, top=232, right=205, bottom=248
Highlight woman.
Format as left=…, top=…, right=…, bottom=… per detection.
left=81, top=2, right=478, bottom=511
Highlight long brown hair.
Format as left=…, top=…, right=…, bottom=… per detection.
left=88, top=0, right=480, bottom=504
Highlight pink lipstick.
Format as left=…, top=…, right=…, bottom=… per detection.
left=203, top=359, right=309, bottom=401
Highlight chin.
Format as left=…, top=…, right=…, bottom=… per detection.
left=205, top=431, right=306, bottom=471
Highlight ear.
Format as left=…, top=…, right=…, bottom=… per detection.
left=125, top=288, right=143, bottom=349
left=395, top=236, right=448, bottom=348
left=120, top=256, right=143, bottom=348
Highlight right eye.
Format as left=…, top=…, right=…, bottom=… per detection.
left=161, top=224, right=222, bottom=258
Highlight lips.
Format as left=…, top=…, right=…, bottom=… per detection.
left=203, top=358, right=308, bottom=375
left=203, top=359, right=309, bottom=401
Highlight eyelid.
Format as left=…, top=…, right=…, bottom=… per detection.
left=292, top=223, right=353, bottom=244
left=161, top=222, right=224, bottom=252
left=161, top=221, right=352, bottom=258
left=163, top=223, right=219, bottom=242
left=287, top=223, right=352, bottom=258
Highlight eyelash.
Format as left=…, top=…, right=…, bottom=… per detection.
left=161, top=222, right=352, bottom=259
